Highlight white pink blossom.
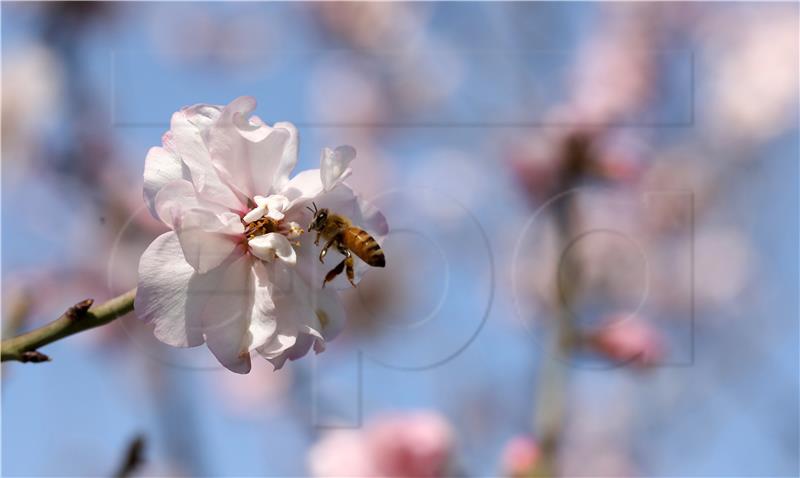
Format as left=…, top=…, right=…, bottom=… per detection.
left=135, top=96, right=387, bottom=373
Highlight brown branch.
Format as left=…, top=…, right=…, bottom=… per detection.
left=1, top=288, right=136, bottom=363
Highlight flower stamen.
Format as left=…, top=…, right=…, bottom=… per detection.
left=244, top=216, right=281, bottom=240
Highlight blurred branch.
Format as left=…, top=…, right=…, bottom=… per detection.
left=532, top=206, right=580, bottom=477
left=531, top=135, right=589, bottom=477
left=113, top=434, right=146, bottom=478
left=0, top=288, right=136, bottom=363
left=531, top=201, right=581, bottom=477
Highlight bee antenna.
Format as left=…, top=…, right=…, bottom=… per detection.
left=306, top=206, right=314, bottom=213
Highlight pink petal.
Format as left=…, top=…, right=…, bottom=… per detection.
left=154, top=179, right=239, bottom=229
left=281, top=332, right=315, bottom=361
left=246, top=262, right=278, bottom=351
left=174, top=208, right=244, bottom=273
left=187, top=253, right=254, bottom=374
left=135, top=232, right=204, bottom=347
left=305, top=286, right=346, bottom=342
left=282, top=169, right=324, bottom=206
left=256, top=268, right=345, bottom=368
left=170, top=110, right=242, bottom=211
left=207, top=96, right=294, bottom=198
left=271, top=121, right=298, bottom=192
left=154, top=180, right=199, bottom=227
left=248, top=233, right=297, bottom=265
left=242, top=204, right=268, bottom=224
left=257, top=333, right=298, bottom=369
left=182, top=104, right=222, bottom=135
left=143, top=146, right=186, bottom=218
left=320, top=145, right=356, bottom=191
left=252, top=129, right=293, bottom=195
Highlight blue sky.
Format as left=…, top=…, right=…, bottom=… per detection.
left=2, top=2, right=798, bottom=477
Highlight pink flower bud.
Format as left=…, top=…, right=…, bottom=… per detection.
left=588, top=314, right=665, bottom=369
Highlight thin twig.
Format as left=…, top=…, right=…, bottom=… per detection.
left=113, top=434, right=146, bottom=478
left=0, top=288, right=136, bottom=363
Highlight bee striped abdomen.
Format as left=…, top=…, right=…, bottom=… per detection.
left=343, top=228, right=385, bottom=267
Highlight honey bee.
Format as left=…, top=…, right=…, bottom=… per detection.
left=307, top=202, right=385, bottom=287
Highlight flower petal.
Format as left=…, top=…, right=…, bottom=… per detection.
left=143, top=146, right=188, bottom=218
left=281, top=332, right=316, bottom=362
left=265, top=194, right=289, bottom=220
left=135, top=232, right=204, bottom=347
left=154, top=179, right=239, bottom=231
left=245, top=261, right=278, bottom=352
left=271, top=121, right=298, bottom=192
left=359, top=196, right=389, bottom=237
left=174, top=208, right=244, bottom=273
left=307, top=286, right=347, bottom=341
left=207, top=96, right=293, bottom=198
left=243, top=204, right=267, bottom=224
left=257, top=333, right=298, bottom=369
left=266, top=194, right=289, bottom=212
left=320, top=146, right=356, bottom=192
left=154, top=179, right=199, bottom=227
left=170, top=110, right=243, bottom=210
left=248, top=232, right=297, bottom=265
left=183, top=104, right=222, bottom=136
left=256, top=268, right=345, bottom=369
left=282, top=169, right=324, bottom=206
left=266, top=210, right=285, bottom=221
left=252, top=128, right=293, bottom=196
left=187, top=253, right=253, bottom=374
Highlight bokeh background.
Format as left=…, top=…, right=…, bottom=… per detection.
left=2, top=2, right=798, bottom=477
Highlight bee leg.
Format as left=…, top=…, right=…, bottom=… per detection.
left=345, top=256, right=356, bottom=287
left=314, top=231, right=321, bottom=246
left=319, top=238, right=337, bottom=263
left=337, top=246, right=356, bottom=288
left=322, top=259, right=346, bottom=288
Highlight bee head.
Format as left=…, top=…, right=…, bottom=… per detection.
left=307, top=202, right=328, bottom=231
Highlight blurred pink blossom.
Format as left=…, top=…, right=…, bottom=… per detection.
left=701, top=6, right=799, bottom=144
left=308, top=411, right=454, bottom=477
left=693, top=227, right=754, bottom=308
left=587, top=314, right=665, bottom=369
left=1, top=43, right=63, bottom=173
left=311, top=3, right=430, bottom=52
left=567, top=4, right=663, bottom=125
left=500, top=435, right=540, bottom=477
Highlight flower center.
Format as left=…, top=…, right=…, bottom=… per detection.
left=244, top=216, right=281, bottom=240
left=242, top=195, right=293, bottom=236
